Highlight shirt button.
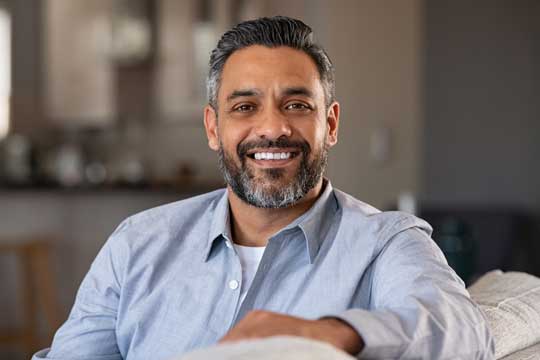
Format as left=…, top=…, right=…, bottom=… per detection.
left=229, top=280, right=239, bottom=290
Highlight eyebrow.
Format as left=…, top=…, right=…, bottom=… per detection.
left=282, top=86, right=314, bottom=99
left=225, top=86, right=314, bottom=103
left=226, top=89, right=261, bottom=102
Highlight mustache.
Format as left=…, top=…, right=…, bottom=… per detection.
left=237, top=137, right=311, bottom=158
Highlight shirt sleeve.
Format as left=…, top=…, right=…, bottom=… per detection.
left=328, top=227, right=495, bottom=359
left=32, top=222, right=129, bottom=360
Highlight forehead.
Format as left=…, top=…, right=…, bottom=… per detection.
left=219, top=45, right=324, bottom=100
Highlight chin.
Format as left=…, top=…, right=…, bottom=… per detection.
left=254, top=170, right=298, bottom=186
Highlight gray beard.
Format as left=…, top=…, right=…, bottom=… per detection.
left=217, top=139, right=328, bottom=209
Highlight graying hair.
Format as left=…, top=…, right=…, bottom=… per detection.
left=206, top=16, right=335, bottom=110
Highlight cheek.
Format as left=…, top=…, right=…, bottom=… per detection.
left=219, top=127, right=249, bottom=155
left=296, top=124, right=325, bottom=150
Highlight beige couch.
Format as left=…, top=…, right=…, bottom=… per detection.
left=468, top=270, right=540, bottom=360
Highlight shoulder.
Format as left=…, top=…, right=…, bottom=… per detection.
left=127, top=188, right=225, bottom=228
left=109, top=188, right=226, bottom=247
left=332, top=188, right=433, bottom=254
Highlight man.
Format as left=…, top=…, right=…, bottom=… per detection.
left=33, top=16, right=494, bottom=359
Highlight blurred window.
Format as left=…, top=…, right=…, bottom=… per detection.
left=0, top=6, right=10, bottom=139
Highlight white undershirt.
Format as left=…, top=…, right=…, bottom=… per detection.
left=233, top=244, right=266, bottom=306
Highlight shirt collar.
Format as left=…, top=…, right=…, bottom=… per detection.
left=204, top=178, right=338, bottom=263
left=279, top=178, right=338, bottom=263
left=204, top=190, right=232, bottom=262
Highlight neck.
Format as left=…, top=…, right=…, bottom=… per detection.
left=228, top=180, right=324, bottom=247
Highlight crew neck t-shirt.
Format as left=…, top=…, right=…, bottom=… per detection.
left=232, top=244, right=266, bottom=308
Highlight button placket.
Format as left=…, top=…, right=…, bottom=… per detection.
left=223, top=245, right=244, bottom=330
left=226, top=239, right=240, bottom=291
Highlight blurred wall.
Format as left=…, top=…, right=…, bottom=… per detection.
left=306, top=0, right=424, bottom=209
left=423, top=0, right=540, bottom=210
left=9, top=0, right=44, bottom=133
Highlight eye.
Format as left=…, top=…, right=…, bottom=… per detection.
left=285, top=102, right=312, bottom=111
left=233, top=103, right=256, bottom=112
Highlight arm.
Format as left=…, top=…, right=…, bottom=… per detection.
left=219, top=310, right=363, bottom=354
left=218, top=224, right=494, bottom=358
left=331, top=227, right=495, bottom=359
left=32, top=223, right=129, bottom=360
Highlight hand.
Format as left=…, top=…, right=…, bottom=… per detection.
left=219, top=310, right=364, bottom=355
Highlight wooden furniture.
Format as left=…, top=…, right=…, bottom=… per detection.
left=0, top=237, right=62, bottom=357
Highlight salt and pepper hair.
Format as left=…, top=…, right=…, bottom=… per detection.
left=207, top=16, right=335, bottom=110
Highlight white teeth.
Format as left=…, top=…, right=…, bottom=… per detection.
left=253, top=152, right=292, bottom=160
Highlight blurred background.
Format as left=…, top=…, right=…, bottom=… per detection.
left=0, top=0, right=538, bottom=358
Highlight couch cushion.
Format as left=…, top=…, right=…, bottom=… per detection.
left=174, top=336, right=354, bottom=360
left=499, top=342, right=540, bottom=360
left=468, top=270, right=540, bottom=359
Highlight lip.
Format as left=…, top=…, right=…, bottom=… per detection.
left=246, top=147, right=301, bottom=156
left=244, top=147, right=302, bottom=168
left=247, top=154, right=299, bottom=169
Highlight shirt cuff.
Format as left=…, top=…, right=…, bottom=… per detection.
left=323, top=309, right=412, bottom=359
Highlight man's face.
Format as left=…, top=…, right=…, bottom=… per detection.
left=204, top=45, right=339, bottom=208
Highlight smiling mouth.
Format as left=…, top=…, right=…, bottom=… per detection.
left=246, top=151, right=300, bottom=161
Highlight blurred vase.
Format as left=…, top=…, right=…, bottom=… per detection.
left=0, top=134, right=32, bottom=185
left=52, top=142, right=85, bottom=187
left=106, top=123, right=146, bottom=186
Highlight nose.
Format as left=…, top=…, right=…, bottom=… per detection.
left=254, top=108, right=293, bottom=140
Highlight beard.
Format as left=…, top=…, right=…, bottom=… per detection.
left=218, top=136, right=328, bottom=208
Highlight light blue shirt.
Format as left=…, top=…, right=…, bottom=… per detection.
left=33, top=181, right=494, bottom=359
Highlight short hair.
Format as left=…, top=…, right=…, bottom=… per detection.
left=207, top=16, right=335, bottom=110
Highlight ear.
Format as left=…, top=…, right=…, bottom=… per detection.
left=325, top=101, right=340, bottom=147
left=204, top=105, right=220, bottom=151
